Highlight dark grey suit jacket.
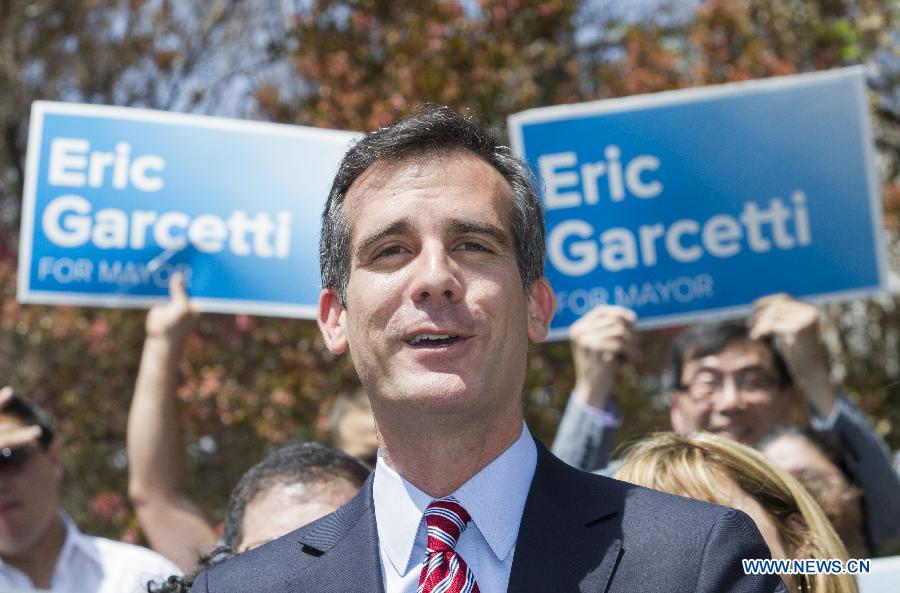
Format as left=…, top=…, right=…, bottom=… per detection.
left=193, top=442, right=786, bottom=593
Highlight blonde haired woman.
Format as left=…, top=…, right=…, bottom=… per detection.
left=615, top=432, right=858, bottom=593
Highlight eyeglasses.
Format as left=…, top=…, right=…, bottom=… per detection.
left=679, top=370, right=779, bottom=403
left=0, top=446, right=38, bottom=472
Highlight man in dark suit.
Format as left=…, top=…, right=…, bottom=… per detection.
left=193, top=106, right=785, bottom=593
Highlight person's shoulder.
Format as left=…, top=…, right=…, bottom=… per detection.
left=192, top=516, right=331, bottom=593
left=543, top=446, right=732, bottom=524
left=530, top=450, right=782, bottom=590
left=74, top=533, right=182, bottom=593
left=546, top=448, right=743, bottom=538
left=88, top=534, right=182, bottom=574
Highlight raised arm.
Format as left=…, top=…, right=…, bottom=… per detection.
left=749, top=294, right=900, bottom=554
left=551, top=306, right=636, bottom=471
left=748, top=294, right=837, bottom=419
left=127, top=274, right=217, bottom=572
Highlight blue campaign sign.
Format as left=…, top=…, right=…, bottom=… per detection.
left=508, top=67, right=887, bottom=337
left=18, top=102, right=361, bottom=317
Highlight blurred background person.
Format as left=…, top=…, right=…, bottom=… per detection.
left=760, top=425, right=869, bottom=558
left=616, top=431, right=859, bottom=593
left=0, top=387, right=179, bottom=592
left=327, top=388, right=378, bottom=467
left=127, top=276, right=371, bottom=572
left=220, top=439, right=369, bottom=554
left=146, top=439, right=370, bottom=593
left=553, top=294, right=900, bottom=556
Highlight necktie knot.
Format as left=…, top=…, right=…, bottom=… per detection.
left=419, top=497, right=480, bottom=593
left=424, top=497, right=471, bottom=554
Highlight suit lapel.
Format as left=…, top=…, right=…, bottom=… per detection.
left=290, top=474, right=386, bottom=593
left=289, top=442, right=625, bottom=593
left=507, top=442, right=624, bottom=593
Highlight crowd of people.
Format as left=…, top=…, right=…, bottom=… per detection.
left=2, top=106, right=898, bottom=592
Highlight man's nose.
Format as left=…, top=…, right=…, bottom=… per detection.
left=408, top=243, right=463, bottom=304
left=714, top=377, right=745, bottom=412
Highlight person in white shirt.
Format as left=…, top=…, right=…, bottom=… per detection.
left=0, top=387, right=179, bottom=592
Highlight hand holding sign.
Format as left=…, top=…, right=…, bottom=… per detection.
left=748, top=293, right=837, bottom=418
left=145, top=273, right=197, bottom=345
left=570, top=305, right=638, bottom=410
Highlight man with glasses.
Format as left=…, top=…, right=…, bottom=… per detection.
left=0, top=387, right=179, bottom=592
left=552, top=294, right=900, bottom=556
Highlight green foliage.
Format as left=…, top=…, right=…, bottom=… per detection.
left=0, top=0, right=898, bottom=541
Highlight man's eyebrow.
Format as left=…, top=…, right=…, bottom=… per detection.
left=355, top=220, right=413, bottom=258
left=687, top=363, right=772, bottom=377
left=733, top=364, right=774, bottom=375
left=448, top=220, right=511, bottom=247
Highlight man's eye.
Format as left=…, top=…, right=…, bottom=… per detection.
left=736, top=373, right=774, bottom=391
left=373, top=245, right=406, bottom=259
left=457, top=241, right=489, bottom=252
left=692, top=373, right=719, bottom=385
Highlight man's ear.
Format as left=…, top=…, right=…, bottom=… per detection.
left=317, top=288, right=348, bottom=354
left=526, top=277, right=556, bottom=342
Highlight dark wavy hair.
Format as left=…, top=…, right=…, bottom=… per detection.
left=222, top=440, right=369, bottom=550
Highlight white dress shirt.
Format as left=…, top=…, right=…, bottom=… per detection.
left=373, top=423, right=537, bottom=593
left=0, top=511, right=181, bottom=593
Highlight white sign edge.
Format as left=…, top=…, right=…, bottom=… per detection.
left=17, top=289, right=319, bottom=319
left=16, top=102, right=46, bottom=303
left=507, top=65, right=867, bottom=128
left=29, top=100, right=363, bottom=142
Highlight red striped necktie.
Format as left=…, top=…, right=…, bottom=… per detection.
left=418, top=497, right=481, bottom=593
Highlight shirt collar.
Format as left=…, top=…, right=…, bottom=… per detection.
left=56, top=510, right=102, bottom=566
left=373, top=423, right=537, bottom=575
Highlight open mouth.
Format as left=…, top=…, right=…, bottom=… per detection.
left=711, top=426, right=749, bottom=440
left=405, top=334, right=462, bottom=348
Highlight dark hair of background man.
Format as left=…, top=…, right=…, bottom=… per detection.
left=661, top=320, right=793, bottom=393
left=222, top=440, right=369, bottom=550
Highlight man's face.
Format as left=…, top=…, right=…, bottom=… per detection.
left=238, top=479, right=358, bottom=551
left=318, top=152, right=553, bottom=423
left=0, top=415, right=62, bottom=556
left=669, top=339, right=794, bottom=444
left=760, top=433, right=849, bottom=492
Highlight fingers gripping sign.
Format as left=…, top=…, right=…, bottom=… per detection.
left=748, top=293, right=819, bottom=345
left=570, top=305, right=638, bottom=410
left=747, top=293, right=837, bottom=418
